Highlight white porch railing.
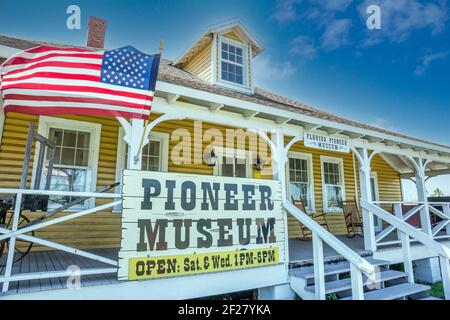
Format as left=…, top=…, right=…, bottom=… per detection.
left=0, top=188, right=121, bottom=293
left=373, top=201, right=450, bottom=247
left=363, top=200, right=450, bottom=299
left=284, top=201, right=377, bottom=300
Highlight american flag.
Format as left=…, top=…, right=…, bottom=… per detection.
left=0, top=45, right=160, bottom=119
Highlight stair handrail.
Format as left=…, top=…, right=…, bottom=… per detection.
left=363, top=201, right=450, bottom=259
left=283, top=200, right=375, bottom=275
left=363, top=200, right=450, bottom=299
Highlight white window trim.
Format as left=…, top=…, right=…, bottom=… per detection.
left=320, top=155, right=346, bottom=214
left=216, top=35, right=252, bottom=94
left=370, top=171, right=380, bottom=201
left=213, top=147, right=253, bottom=179
left=287, top=152, right=315, bottom=212
left=114, top=128, right=169, bottom=212
left=370, top=171, right=383, bottom=232
left=31, top=116, right=101, bottom=210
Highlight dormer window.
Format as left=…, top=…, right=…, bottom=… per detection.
left=173, top=20, right=264, bottom=95
left=221, top=42, right=244, bottom=85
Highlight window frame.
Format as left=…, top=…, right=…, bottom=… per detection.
left=31, top=116, right=101, bottom=210
left=287, top=152, right=315, bottom=212
left=213, top=147, right=253, bottom=179
left=320, top=155, right=346, bottom=213
left=114, top=128, right=169, bottom=212
left=216, top=35, right=250, bottom=92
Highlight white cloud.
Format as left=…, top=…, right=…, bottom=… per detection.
left=414, top=51, right=448, bottom=75
left=271, top=0, right=299, bottom=24
left=370, top=117, right=398, bottom=132
left=358, top=0, right=448, bottom=46
left=253, top=56, right=297, bottom=81
left=290, top=36, right=318, bottom=59
left=321, top=19, right=352, bottom=51
left=272, top=0, right=354, bottom=24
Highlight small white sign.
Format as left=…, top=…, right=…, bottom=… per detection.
left=304, top=131, right=350, bottom=153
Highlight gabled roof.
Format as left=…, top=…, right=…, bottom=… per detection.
left=173, top=19, right=264, bottom=67
left=0, top=33, right=449, bottom=155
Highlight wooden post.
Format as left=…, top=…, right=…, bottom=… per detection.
left=128, top=119, right=144, bottom=170
left=394, top=203, right=414, bottom=283
left=2, top=192, right=22, bottom=292
left=443, top=204, right=450, bottom=236
left=356, top=147, right=377, bottom=252
left=412, top=157, right=432, bottom=235
left=271, top=129, right=290, bottom=276
left=350, top=263, right=365, bottom=300
left=439, top=255, right=450, bottom=300
left=312, top=233, right=326, bottom=300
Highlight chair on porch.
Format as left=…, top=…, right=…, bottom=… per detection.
left=342, top=200, right=364, bottom=238
left=291, top=196, right=330, bottom=240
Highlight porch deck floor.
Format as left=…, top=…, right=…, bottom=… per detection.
left=0, top=248, right=120, bottom=297
left=288, top=236, right=370, bottom=267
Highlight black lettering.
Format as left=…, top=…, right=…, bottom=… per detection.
left=141, top=179, right=161, bottom=210
left=173, top=219, right=192, bottom=249
left=164, top=180, right=176, bottom=210
left=136, top=219, right=168, bottom=251
left=197, top=219, right=213, bottom=248
left=181, top=181, right=196, bottom=211
left=201, top=182, right=220, bottom=210
left=224, top=184, right=238, bottom=210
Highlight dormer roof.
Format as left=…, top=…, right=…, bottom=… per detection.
left=173, top=19, right=264, bottom=67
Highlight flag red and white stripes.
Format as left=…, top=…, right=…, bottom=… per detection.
left=0, top=45, right=161, bottom=119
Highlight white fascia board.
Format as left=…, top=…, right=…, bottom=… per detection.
left=155, top=81, right=450, bottom=157
left=208, top=19, right=264, bottom=53
left=152, top=96, right=301, bottom=137
left=0, top=45, right=21, bottom=58
left=351, top=140, right=450, bottom=165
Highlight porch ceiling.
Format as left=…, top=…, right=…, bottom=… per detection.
left=380, top=153, right=450, bottom=178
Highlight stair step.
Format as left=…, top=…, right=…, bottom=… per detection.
left=420, top=297, right=443, bottom=300
left=304, top=270, right=408, bottom=295
left=341, top=283, right=430, bottom=300
left=290, top=258, right=389, bottom=280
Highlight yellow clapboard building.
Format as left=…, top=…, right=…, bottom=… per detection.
left=0, top=18, right=449, bottom=300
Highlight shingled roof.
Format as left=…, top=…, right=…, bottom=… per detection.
left=1, top=34, right=449, bottom=151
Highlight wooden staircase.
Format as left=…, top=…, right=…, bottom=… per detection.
left=289, top=257, right=440, bottom=300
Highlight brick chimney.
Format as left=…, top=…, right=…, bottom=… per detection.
left=86, top=16, right=107, bottom=48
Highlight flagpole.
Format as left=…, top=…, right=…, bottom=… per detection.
left=134, top=40, right=164, bottom=166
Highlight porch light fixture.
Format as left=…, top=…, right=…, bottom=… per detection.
left=255, top=156, right=265, bottom=171
left=205, top=149, right=218, bottom=167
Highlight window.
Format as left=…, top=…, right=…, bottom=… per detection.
left=321, top=156, right=345, bottom=212
left=114, top=128, right=169, bottom=211
left=214, top=148, right=252, bottom=178
left=221, top=42, right=244, bottom=85
left=33, top=117, right=101, bottom=210
left=288, top=152, right=314, bottom=211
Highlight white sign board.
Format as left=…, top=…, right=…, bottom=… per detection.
left=118, top=170, right=285, bottom=281
left=304, top=131, right=350, bottom=153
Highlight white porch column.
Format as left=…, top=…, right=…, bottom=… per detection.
left=411, top=157, right=432, bottom=235
left=258, top=129, right=294, bottom=300
left=355, top=147, right=377, bottom=252
left=128, top=119, right=144, bottom=170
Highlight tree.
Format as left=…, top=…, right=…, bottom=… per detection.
left=432, top=188, right=444, bottom=197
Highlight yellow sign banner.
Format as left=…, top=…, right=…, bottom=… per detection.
left=129, top=247, right=279, bottom=280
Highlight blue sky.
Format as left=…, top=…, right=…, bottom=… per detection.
left=0, top=0, right=449, bottom=197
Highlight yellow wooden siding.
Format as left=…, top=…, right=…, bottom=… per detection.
left=285, top=139, right=403, bottom=238
left=0, top=114, right=270, bottom=251
left=0, top=112, right=122, bottom=251
left=0, top=113, right=403, bottom=250
left=183, top=42, right=212, bottom=82
left=223, top=31, right=242, bottom=42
